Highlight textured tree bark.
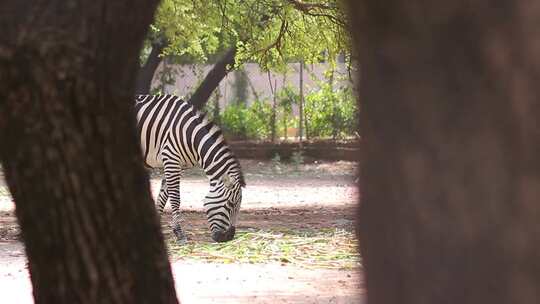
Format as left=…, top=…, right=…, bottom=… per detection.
left=347, top=1, right=540, bottom=304
left=188, top=47, right=237, bottom=109
left=135, top=40, right=166, bottom=94
left=0, top=1, right=178, bottom=303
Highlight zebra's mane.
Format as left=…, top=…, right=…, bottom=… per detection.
left=183, top=98, right=246, bottom=187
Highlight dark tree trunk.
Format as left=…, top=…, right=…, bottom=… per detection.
left=188, top=47, right=237, bottom=110
left=135, top=40, right=167, bottom=94
left=0, top=2, right=178, bottom=303
left=348, top=1, right=540, bottom=304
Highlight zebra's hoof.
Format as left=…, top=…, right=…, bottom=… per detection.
left=173, top=227, right=188, bottom=244
left=211, top=226, right=236, bottom=243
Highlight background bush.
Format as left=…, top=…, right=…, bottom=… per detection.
left=220, top=99, right=273, bottom=140
left=304, top=83, right=357, bottom=139
left=208, top=83, right=357, bottom=141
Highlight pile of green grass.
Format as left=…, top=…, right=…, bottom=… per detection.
left=168, top=228, right=361, bottom=269
left=0, top=185, right=11, bottom=203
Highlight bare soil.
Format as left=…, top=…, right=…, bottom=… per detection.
left=0, top=160, right=364, bottom=303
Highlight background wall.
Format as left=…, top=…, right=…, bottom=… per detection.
left=152, top=61, right=354, bottom=113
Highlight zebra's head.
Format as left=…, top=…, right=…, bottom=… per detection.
left=204, top=171, right=245, bottom=242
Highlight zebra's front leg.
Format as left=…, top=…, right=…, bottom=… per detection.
left=164, top=161, right=187, bottom=243
left=156, top=177, right=168, bottom=215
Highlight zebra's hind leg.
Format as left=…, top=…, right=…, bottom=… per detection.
left=163, top=160, right=188, bottom=244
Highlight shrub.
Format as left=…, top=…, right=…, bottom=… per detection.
left=221, top=99, right=273, bottom=140
left=304, top=83, right=357, bottom=139
left=219, top=82, right=358, bottom=140
left=247, top=99, right=273, bottom=139
left=221, top=102, right=248, bottom=139
left=277, top=85, right=299, bottom=139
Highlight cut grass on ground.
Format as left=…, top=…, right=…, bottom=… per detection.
left=168, top=228, right=360, bottom=270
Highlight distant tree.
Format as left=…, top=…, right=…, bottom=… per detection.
left=0, top=1, right=178, bottom=303
left=348, top=1, right=540, bottom=304
left=233, top=69, right=249, bottom=106
left=137, top=0, right=350, bottom=109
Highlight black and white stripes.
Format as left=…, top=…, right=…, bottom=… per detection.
left=135, top=94, right=245, bottom=243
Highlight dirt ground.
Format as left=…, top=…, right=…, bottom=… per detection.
left=0, top=160, right=364, bottom=303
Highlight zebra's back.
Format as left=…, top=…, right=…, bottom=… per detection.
left=135, top=95, right=192, bottom=168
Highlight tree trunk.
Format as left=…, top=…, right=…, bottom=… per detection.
left=232, top=68, right=248, bottom=106
left=135, top=39, right=166, bottom=94
left=328, top=69, right=338, bottom=141
left=188, top=47, right=237, bottom=110
left=298, top=61, right=304, bottom=145
left=348, top=1, right=540, bottom=304
left=268, top=72, right=277, bottom=143
left=0, top=2, right=178, bottom=303
left=246, top=72, right=261, bottom=102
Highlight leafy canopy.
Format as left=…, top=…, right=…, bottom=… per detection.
left=150, top=0, right=350, bottom=70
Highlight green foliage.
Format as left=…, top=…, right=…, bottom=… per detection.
left=249, top=99, right=274, bottom=138
left=277, top=85, right=298, bottom=112
left=221, top=99, right=273, bottom=140
left=221, top=103, right=247, bottom=139
left=148, top=0, right=350, bottom=70
left=153, top=1, right=225, bottom=62
left=277, top=85, right=299, bottom=139
left=219, top=81, right=357, bottom=141
left=304, top=82, right=357, bottom=139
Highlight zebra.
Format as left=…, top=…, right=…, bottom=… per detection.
left=135, top=94, right=245, bottom=243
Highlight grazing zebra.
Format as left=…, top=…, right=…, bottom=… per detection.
left=135, top=94, right=245, bottom=243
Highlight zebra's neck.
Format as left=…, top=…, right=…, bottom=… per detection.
left=199, top=136, right=243, bottom=184
left=184, top=109, right=244, bottom=186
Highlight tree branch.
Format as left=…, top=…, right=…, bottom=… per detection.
left=135, top=38, right=167, bottom=94
left=188, top=46, right=237, bottom=109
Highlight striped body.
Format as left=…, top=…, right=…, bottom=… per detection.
left=135, top=94, right=244, bottom=242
